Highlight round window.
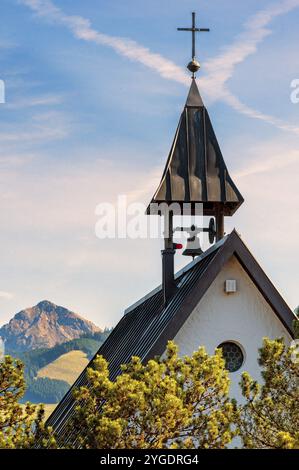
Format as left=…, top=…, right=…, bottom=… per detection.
left=218, top=342, right=244, bottom=372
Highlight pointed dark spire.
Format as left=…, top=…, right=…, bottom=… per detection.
left=147, top=79, right=244, bottom=217
left=185, top=78, right=204, bottom=107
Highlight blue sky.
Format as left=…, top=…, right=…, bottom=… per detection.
left=0, top=0, right=298, bottom=327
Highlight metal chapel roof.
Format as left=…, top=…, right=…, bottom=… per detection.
left=46, top=231, right=295, bottom=446
left=147, top=79, right=244, bottom=216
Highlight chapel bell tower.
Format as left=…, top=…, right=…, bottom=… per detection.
left=146, top=12, right=244, bottom=304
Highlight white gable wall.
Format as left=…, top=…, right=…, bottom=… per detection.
left=171, top=255, right=292, bottom=403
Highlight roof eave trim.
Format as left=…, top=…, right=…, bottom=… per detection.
left=145, top=230, right=295, bottom=361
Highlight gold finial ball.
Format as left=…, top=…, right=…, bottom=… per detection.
left=187, top=59, right=200, bottom=74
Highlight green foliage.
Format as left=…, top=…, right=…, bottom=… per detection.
left=10, top=334, right=111, bottom=377
left=0, top=356, right=55, bottom=448
left=23, top=377, right=70, bottom=404
left=7, top=330, right=112, bottom=403
left=238, top=338, right=299, bottom=449
left=67, top=341, right=237, bottom=449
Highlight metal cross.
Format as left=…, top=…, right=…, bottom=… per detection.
left=177, top=12, right=209, bottom=60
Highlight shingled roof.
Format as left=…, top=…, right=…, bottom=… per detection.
left=46, top=230, right=295, bottom=446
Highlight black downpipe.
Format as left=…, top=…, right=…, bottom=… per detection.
left=162, top=248, right=176, bottom=305
left=162, top=212, right=176, bottom=305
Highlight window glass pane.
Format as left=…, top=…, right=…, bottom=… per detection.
left=218, top=342, right=244, bottom=372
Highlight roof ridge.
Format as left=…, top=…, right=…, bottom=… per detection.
left=124, top=235, right=229, bottom=316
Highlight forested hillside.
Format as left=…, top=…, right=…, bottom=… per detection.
left=8, top=330, right=112, bottom=403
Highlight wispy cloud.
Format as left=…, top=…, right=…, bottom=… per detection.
left=0, top=291, right=14, bottom=300
left=19, top=0, right=299, bottom=135
left=0, top=39, right=17, bottom=49
left=202, top=0, right=299, bottom=97
left=0, top=152, right=160, bottom=232
left=201, top=0, right=299, bottom=133
left=234, top=143, right=299, bottom=178
left=6, top=94, right=63, bottom=110
left=0, top=153, right=36, bottom=169
left=19, top=0, right=188, bottom=85
left=0, top=110, right=70, bottom=144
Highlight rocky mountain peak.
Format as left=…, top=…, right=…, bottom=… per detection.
left=0, top=301, right=101, bottom=352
